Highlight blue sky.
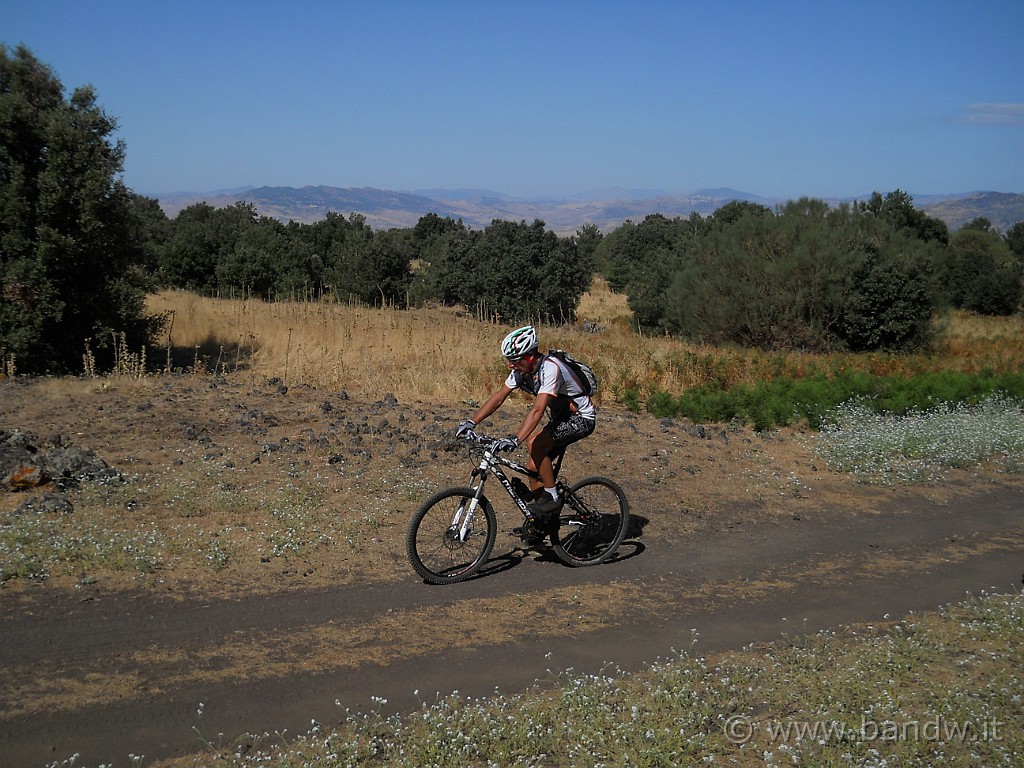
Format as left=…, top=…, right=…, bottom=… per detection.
left=3, top=0, right=1022, bottom=200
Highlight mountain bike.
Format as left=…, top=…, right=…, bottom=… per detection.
left=406, top=433, right=630, bottom=584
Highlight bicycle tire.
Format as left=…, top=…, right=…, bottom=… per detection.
left=550, top=476, right=629, bottom=567
left=406, top=486, right=497, bottom=584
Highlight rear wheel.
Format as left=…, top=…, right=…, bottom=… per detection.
left=550, top=476, right=629, bottom=566
left=406, top=487, right=497, bottom=584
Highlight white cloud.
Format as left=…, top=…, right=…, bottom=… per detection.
left=962, top=103, right=1024, bottom=126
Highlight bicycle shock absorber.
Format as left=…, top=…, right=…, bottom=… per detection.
left=453, top=494, right=482, bottom=541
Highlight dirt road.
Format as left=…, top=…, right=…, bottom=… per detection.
left=3, top=483, right=1022, bottom=767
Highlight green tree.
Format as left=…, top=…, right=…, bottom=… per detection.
left=1005, top=221, right=1024, bottom=259
left=942, top=228, right=1022, bottom=315
left=215, top=216, right=292, bottom=298
left=709, top=199, right=773, bottom=227
left=322, top=214, right=412, bottom=305
left=436, top=219, right=587, bottom=322
left=0, top=45, right=160, bottom=373
left=594, top=213, right=706, bottom=313
left=960, top=216, right=994, bottom=233
left=592, top=219, right=640, bottom=293
left=660, top=201, right=936, bottom=352
left=127, top=193, right=171, bottom=282
left=159, top=201, right=260, bottom=293
left=407, top=214, right=478, bottom=306
left=573, top=223, right=603, bottom=279
left=856, top=189, right=948, bottom=244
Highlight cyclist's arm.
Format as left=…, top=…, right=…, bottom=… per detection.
left=471, top=384, right=514, bottom=426
left=515, top=392, right=553, bottom=444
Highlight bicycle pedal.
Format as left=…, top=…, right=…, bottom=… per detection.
left=516, top=520, right=545, bottom=546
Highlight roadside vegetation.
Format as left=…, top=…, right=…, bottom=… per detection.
left=141, top=280, right=1024, bottom=420
left=117, top=591, right=1021, bottom=768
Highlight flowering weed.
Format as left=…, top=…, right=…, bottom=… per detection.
left=816, top=394, right=1024, bottom=484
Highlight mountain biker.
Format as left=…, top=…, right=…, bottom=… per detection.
left=456, top=325, right=596, bottom=519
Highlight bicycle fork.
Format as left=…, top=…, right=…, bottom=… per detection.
left=451, top=456, right=491, bottom=542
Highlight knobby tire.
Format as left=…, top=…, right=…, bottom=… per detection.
left=406, top=486, right=497, bottom=584
left=550, top=476, right=630, bottom=566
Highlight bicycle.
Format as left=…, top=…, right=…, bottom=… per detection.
left=406, top=432, right=630, bottom=584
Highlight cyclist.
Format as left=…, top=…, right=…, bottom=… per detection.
left=456, top=325, right=596, bottom=519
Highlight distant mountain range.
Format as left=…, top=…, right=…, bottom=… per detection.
left=154, top=186, right=1024, bottom=236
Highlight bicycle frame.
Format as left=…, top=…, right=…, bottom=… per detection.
left=453, top=437, right=567, bottom=541
left=472, top=453, right=531, bottom=511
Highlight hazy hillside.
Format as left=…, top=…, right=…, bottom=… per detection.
left=154, top=185, right=1024, bottom=235
left=916, top=192, right=1024, bottom=233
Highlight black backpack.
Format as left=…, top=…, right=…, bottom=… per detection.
left=547, top=349, right=598, bottom=396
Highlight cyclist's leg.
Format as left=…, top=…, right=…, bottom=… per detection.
left=527, top=415, right=595, bottom=495
left=525, top=428, right=558, bottom=494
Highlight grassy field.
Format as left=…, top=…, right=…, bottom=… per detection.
left=146, top=278, right=1024, bottom=408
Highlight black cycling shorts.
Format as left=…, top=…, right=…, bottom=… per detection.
left=545, top=414, right=595, bottom=448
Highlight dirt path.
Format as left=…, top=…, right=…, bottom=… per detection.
left=3, top=483, right=1022, bottom=767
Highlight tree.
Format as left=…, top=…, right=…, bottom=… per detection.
left=429, top=219, right=588, bottom=323
left=856, top=189, right=948, bottom=244
left=127, top=193, right=171, bottom=282
left=573, top=223, right=603, bottom=279
left=942, top=228, right=1022, bottom=315
left=1005, top=221, right=1024, bottom=259
left=960, top=216, right=994, bottom=233
left=594, top=213, right=704, bottom=301
left=0, top=45, right=160, bottom=373
left=322, top=214, right=412, bottom=306
left=215, top=216, right=292, bottom=298
left=159, top=202, right=259, bottom=293
left=710, top=199, right=773, bottom=227
left=660, top=202, right=937, bottom=352
left=407, top=214, right=477, bottom=306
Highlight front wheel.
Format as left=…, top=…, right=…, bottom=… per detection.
left=406, top=486, right=497, bottom=584
left=550, top=476, right=629, bottom=567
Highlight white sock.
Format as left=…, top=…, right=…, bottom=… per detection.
left=545, top=487, right=559, bottom=501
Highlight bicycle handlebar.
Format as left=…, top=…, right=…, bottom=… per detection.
left=462, top=432, right=507, bottom=451
left=460, top=432, right=526, bottom=465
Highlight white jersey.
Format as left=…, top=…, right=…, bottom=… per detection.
left=505, top=355, right=597, bottom=421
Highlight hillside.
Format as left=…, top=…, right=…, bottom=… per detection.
left=916, top=191, right=1024, bottom=232
left=154, top=185, right=1024, bottom=235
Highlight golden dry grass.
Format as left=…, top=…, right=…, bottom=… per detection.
left=145, top=278, right=1024, bottom=406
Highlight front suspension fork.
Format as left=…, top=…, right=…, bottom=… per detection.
left=451, top=463, right=489, bottom=541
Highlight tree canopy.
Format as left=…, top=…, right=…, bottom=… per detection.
left=1, top=44, right=159, bottom=373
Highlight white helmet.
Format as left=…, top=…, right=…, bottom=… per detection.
left=501, top=325, right=538, bottom=359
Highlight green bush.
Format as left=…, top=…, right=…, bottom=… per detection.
left=658, top=201, right=938, bottom=352
left=645, top=371, right=1024, bottom=430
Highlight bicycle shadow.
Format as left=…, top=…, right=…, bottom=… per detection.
left=601, top=512, right=649, bottom=565
left=476, top=512, right=651, bottom=578
left=461, top=550, right=528, bottom=581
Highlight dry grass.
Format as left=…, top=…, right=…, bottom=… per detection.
left=146, top=279, right=1024, bottom=407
